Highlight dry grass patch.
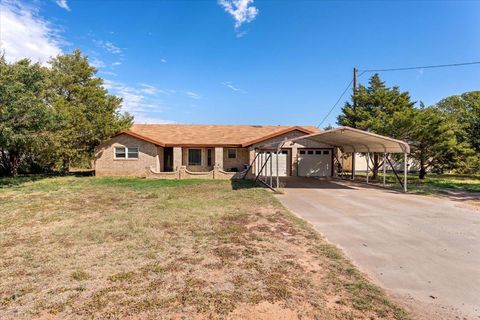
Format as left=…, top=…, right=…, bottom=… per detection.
left=0, top=176, right=409, bottom=319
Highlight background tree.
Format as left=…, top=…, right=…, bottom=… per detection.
left=407, top=105, right=464, bottom=179
left=337, top=74, right=415, bottom=179
left=0, top=50, right=133, bottom=176
left=323, top=124, right=334, bottom=130
left=47, top=50, right=133, bottom=171
left=0, top=57, right=56, bottom=176
left=434, top=91, right=480, bottom=173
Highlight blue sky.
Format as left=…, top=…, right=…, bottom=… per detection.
left=1, top=0, right=479, bottom=126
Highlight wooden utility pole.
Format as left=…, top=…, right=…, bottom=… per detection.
left=351, top=67, right=357, bottom=180
left=352, top=67, right=358, bottom=126
left=353, top=67, right=357, bottom=94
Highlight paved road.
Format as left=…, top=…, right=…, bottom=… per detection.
left=276, top=177, right=480, bottom=319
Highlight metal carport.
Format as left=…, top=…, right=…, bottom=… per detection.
left=250, top=126, right=410, bottom=192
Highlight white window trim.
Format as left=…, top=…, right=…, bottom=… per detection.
left=227, top=148, right=237, bottom=159
left=188, top=148, right=202, bottom=166
left=114, top=146, right=139, bottom=160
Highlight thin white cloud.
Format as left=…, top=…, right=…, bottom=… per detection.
left=112, top=61, right=122, bottom=66
left=0, top=1, right=62, bottom=65
left=94, top=40, right=122, bottom=54
left=134, top=114, right=176, bottom=124
left=103, top=80, right=173, bottom=124
left=89, top=57, right=105, bottom=69
left=161, top=58, right=167, bottom=63
left=139, top=84, right=172, bottom=96
left=218, top=0, right=258, bottom=29
left=222, top=81, right=246, bottom=93
left=416, top=68, right=425, bottom=79
left=99, top=70, right=117, bottom=76
left=185, top=91, right=202, bottom=100
left=139, top=84, right=159, bottom=95
left=55, top=0, right=70, bottom=11
left=236, top=30, right=248, bottom=38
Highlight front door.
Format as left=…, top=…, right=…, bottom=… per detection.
left=164, top=147, right=173, bottom=172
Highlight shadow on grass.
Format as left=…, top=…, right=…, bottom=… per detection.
left=70, top=170, right=95, bottom=177
left=231, top=179, right=258, bottom=190
left=0, top=174, right=55, bottom=188
left=0, top=171, right=96, bottom=188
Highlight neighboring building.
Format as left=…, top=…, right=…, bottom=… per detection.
left=343, top=153, right=420, bottom=173
left=94, top=124, right=336, bottom=178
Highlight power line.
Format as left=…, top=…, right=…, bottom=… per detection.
left=359, top=61, right=480, bottom=73
left=317, top=78, right=354, bottom=128
left=318, top=61, right=480, bottom=128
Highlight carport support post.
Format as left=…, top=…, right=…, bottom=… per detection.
left=341, top=151, right=344, bottom=179
left=351, top=153, right=355, bottom=180
left=259, top=152, right=263, bottom=181
left=269, top=152, right=273, bottom=187
left=404, top=152, right=408, bottom=193
left=383, top=153, right=386, bottom=187
left=276, top=150, right=279, bottom=188
left=366, top=152, right=370, bottom=184
left=262, top=152, right=266, bottom=182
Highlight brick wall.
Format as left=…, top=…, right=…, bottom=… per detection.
left=95, top=134, right=160, bottom=177
left=223, top=147, right=249, bottom=172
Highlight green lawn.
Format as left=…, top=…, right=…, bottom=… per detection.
left=0, top=176, right=408, bottom=319
left=350, top=173, right=480, bottom=195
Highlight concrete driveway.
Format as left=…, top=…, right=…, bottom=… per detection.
left=276, top=177, right=480, bottom=320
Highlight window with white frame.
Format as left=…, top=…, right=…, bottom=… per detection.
left=114, top=147, right=139, bottom=159
left=188, top=149, right=202, bottom=165
left=127, top=147, right=139, bottom=158
left=227, top=148, right=237, bottom=159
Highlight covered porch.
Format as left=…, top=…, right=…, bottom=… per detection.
left=157, top=147, right=250, bottom=172
left=148, top=146, right=252, bottom=179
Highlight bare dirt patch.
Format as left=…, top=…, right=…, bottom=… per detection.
left=0, top=177, right=409, bottom=319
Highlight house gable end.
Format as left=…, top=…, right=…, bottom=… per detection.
left=241, top=126, right=316, bottom=147
left=114, top=130, right=165, bottom=147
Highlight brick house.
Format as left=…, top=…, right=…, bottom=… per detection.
left=94, top=124, right=337, bottom=179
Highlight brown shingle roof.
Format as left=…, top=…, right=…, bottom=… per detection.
left=119, top=124, right=319, bottom=147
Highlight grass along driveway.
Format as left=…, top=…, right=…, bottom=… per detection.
left=0, top=177, right=408, bottom=319
left=348, top=173, right=480, bottom=205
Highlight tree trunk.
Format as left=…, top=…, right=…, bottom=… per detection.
left=0, top=148, right=8, bottom=174
left=61, top=156, right=70, bottom=175
left=372, top=154, right=380, bottom=180
left=7, top=152, right=20, bottom=177
left=419, top=149, right=426, bottom=179
left=419, top=166, right=426, bottom=179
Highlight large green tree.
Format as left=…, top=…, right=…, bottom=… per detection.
left=337, top=74, right=415, bottom=179
left=434, top=91, right=480, bottom=173
left=435, top=91, right=480, bottom=151
left=0, top=57, right=56, bottom=176
left=47, top=50, right=133, bottom=170
left=407, top=105, right=464, bottom=179
left=0, top=50, right=133, bottom=176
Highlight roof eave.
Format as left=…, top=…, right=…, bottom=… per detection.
left=241, top=126, right=317, bottom=147
left=114, top=130, right=166, bottom=147
left=260, top=126, right=410, bottom=154
left=164, top=143, right=243, bottom=148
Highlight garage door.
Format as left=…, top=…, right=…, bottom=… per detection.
left=298, top=149, right=332, bottom=177
left=255, top=150, right=289, bottom=177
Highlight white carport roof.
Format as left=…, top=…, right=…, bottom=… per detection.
left=262, top=126, right=410, bottom=153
